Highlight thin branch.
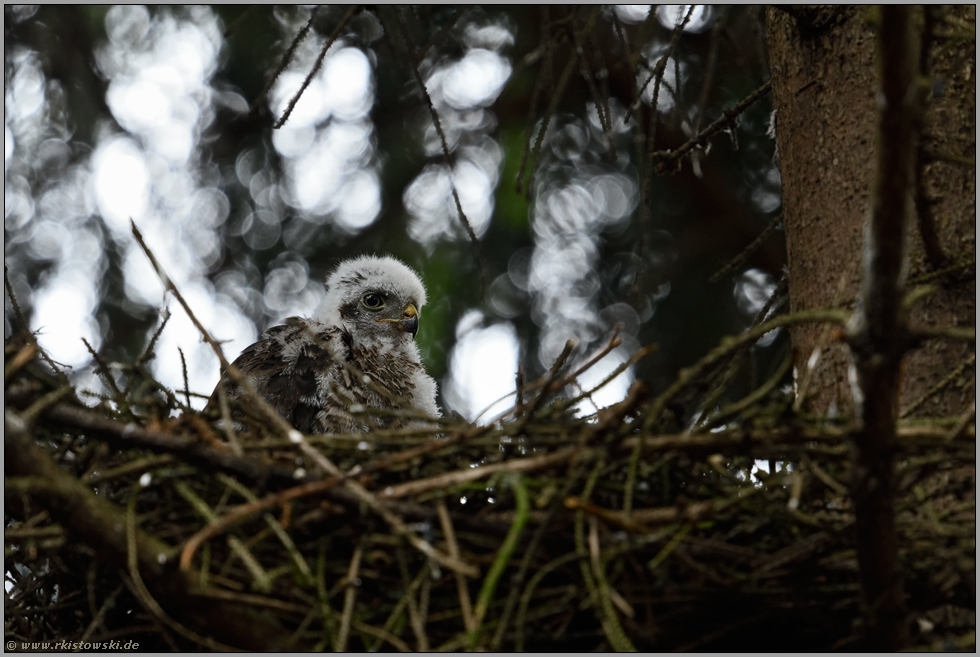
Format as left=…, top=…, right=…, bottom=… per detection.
left=379, top=446, right=579, bottom=500
left=652, top=79, right=773, bottom=174
left=123, top=308, right=170, bottom=397
left=250, top=6, right=318, bottom=113
left=708, top=213, right=784, bottom=283
left=626, top=5, right=695, bottom=123
left=567, top=7, right=615, bottom=158
left=693, top=6, right=728, bottom=134
left=437, top=500, right=475, bottom=632
left=387, top=7, right=486, bottom=284
left=899, top=352, right=975, bottom=418
left=177, top=346, right=191, bottom=409
left=524, top=55, right=577, bottom=198
left=467, top=473, right=530, bottom=647
left=223, top=4, right=263, bottom=39
left=6, top=265, right=65, bottom=377
left=5, top=342, right=37, bottom=383
left=273, top=5, right=360, bottom=129
left=635, top=5, right=695, bottom=294
left=335, top=540, right=363, bottom=651
left=37, top=401, right=303, bottom=487
left=133, top=221, right=478, bottom=577
left=4, top=264, right=29, bottom=334
left=843, top=6, right=917, bottom=649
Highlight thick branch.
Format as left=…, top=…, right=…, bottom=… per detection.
left=39, top=402, right=308, bottom=488
left=4, top=410, right=299, bottom=650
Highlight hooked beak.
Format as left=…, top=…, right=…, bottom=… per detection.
left=400, top=303, right=419, bottom=338
left=375, top=303, right=420, bottom=338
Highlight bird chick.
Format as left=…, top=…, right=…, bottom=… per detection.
left=208, top=255, right=440, bottom=435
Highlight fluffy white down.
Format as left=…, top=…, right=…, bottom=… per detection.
left=313, top=255, right=428, bottom=328
left=313, top=254, right=440, bottom=421
left=210, top=254, right=440, bottom=437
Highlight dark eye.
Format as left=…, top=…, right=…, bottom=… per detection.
left=361, top=293, right=385, bottom=310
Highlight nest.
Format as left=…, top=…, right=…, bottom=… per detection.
left=4, top=307, right=976, bottom=651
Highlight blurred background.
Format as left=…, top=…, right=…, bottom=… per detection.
left=4, top=5, right=787, bottom=423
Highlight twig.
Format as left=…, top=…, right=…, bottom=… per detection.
left=907, top=257, right=975, bottom=285
left=698, top=350, right=793, bottom=430
left=217, top=474, right=314, bottom=584
left=944, top=401, right=975, bottom=443
left=86, top=455, right=175, bottom=485
left=479, top=334, right=630, bottom=425
left=693, top=6, right=728, bottom=134
left=177, top=346, right=191, bottom=409
left=251, top=6, right=319, bottom=113
left=617, top=422, right=973, bottom=455
left=913, top=5, right=950, bottom=272
left=708, top=213, right=784, bottom=283
left=693, top=273, right=790, bottom=422
left=513, top=339, right=575, bottom=432
left=223, top=4, right=262, bottom=39
left=313, top=544, right=339, bottom=648
left=515, top=552, right=580, bottom=651
left=514, top=45, right=551, bottom=194
left=380, top=446, right=580, bottom=500
left=174, top=480, right=273, bottom=593
left=6, top=265, right=65, bottom=377
left=489, top=476, right=577, bottom=650
left=437, top=500, right=474, bottom=632
left=622, top=308, right=849, bottom=515
left=123, top=308, right=170, bottom=397
left=626, top=5, right=695, bottom=122
left=396, top=546, right=430, bottom=651
left=5, top=342, right=37, bottom=382
left=179, top=475, right=345, bottom=575
left=21, top=386, right=75, bottom=426
left=524, top=55, right=577, bottom=198
left=215, top=380, right=243, bottom=456
left=900, top=353, right=975, bottom=418
left=335, top=540, right=363, bottom=651
left=81, top=338, right=121, bottom=399
left=911, top=324, right=976, bottom=343
left=802, top=454, right=849, bottom=496
left=467, top=473, right=530, bottom=648
left=793, top=267, right=856, bottom=412
left=574, top=458, right=636, bottom=652
left=298, top=438, right=480, bottom=577
left=350, top=619, right=411, bottom=652
left=567, top=8, right=615, bottom=158
left=273, top=5, right=360, bottom=128
left=387, top=7, right=486, bottom=287
left=132, top=220, right=476, bottom=577
left=5, top=409, right=173, bottom=572
left=4, top=263, right=28, bottom=332
left=647, top=522, right=692, bottom=572
left=5, top=411, right=292, bottom=648
left=38, top=401, right=306, bottom=488
left=635, top=5, right=695, bottom=282
left=123, top=496, right=237, bottom=651
left=652, top=79, right=773, bottom=173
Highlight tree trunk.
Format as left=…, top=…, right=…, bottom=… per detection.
left=765, top=5, right=975, bottom=420
left=766, top=5, right=975, bottom=650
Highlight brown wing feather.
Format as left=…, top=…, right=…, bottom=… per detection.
left=207, top=318, right=338, bottom=434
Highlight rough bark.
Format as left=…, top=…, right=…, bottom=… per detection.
left=765, top=5, right=975, bottom=420
left=766, top=5, right=975, bottom=650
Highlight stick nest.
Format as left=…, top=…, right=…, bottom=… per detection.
left=4, top=321, right=975, bottom=652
